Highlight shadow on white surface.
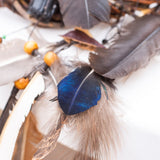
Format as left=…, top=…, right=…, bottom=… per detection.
left=118, top=124, right=160, bottom=160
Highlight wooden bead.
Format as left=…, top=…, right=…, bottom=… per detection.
left=44, top=51, right=58, bottom=66
left=0, top=37, right=2, bottom=43
left=24, top=41, right=38, bottom=55
left=14, top=78, right=29, bottom=89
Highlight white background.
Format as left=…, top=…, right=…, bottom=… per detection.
left=0, top=7, right=160, bottom=160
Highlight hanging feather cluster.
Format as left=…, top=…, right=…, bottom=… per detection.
left=0, top=6, right=160, bottom=160
left=34, top=14, right=160, bottom=160
left=33, top=65, right=121, bottom=160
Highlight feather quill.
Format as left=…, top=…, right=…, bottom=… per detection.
left=0, top=39, right=43, bottom=85
left=58, top=0, right=110, bottom=28
left=90, top=15, right=160, bottom=79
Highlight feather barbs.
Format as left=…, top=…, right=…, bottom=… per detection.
left=58, top=0, right=110, bottom=28
left=90, top=15, right=160, bottom=79
left=58, top=66, right=101, bottom=115
left=62, top=27, right=105, bottom=51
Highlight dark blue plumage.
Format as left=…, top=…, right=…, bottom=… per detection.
left=58, top=66, right=101, bottom=115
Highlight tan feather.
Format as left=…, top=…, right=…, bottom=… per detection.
left=33, top=113, right=66, bottom=160
left=44, top=143, right=92, bottom=160
left=66, top=84, right=121, bottom=160
left=12, top=112, right=43, bottom=160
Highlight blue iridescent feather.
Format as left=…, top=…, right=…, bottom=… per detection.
left=58, top=66, right=101, bottom=115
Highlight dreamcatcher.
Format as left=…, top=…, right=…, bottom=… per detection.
left=0, top=0, right=160, bottom=160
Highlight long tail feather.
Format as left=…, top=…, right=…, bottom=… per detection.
left=90, top=15, right=160, bottom=79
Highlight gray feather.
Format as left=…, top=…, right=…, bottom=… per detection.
left=58, top=0, right=110, bottom=29
left=90, top=15, right=160, bottom=79
left=0, top=39, right=43, bottom=85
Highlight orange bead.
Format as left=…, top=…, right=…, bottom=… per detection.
left=14, top=78, right=29, bottom=89
left=44, top=51, right=58, bottom=66
left=0, top=37, right=2, bottom=43
left=24, top=41, right=38, bottom=55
